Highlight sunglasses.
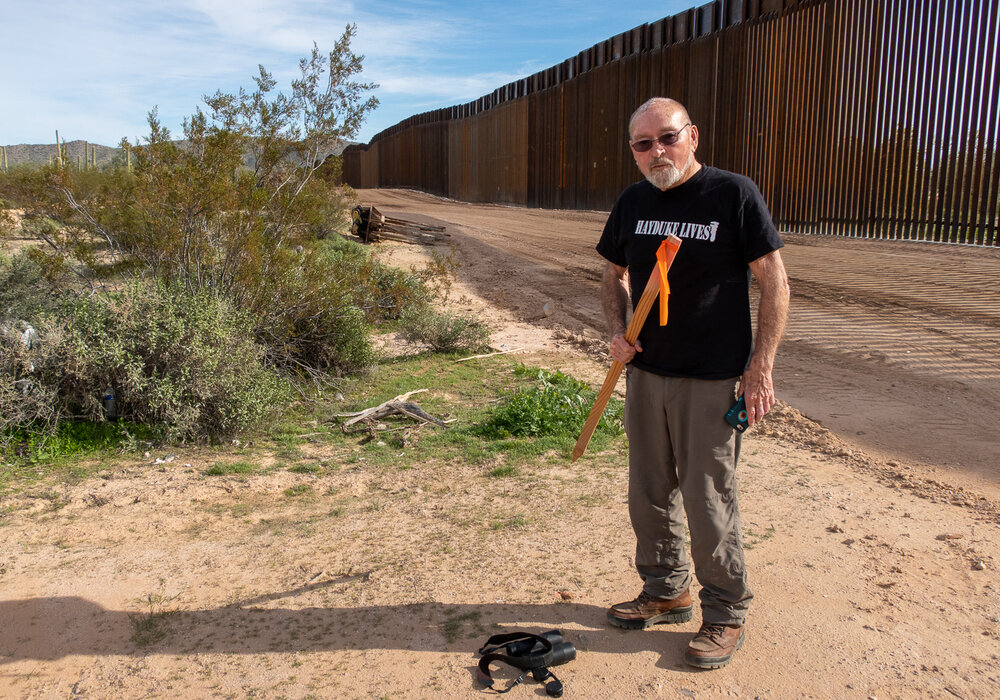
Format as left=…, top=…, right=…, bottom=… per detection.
left=629, top=123, right=692, bottom=152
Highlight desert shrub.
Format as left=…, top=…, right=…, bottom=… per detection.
left=0, top=320, right=60, bottom=451
left=318, top=236, right=427, bottom=322
left=0, top=167, right=49, bottom=210
left=0, top=208, right=13, bottom=237
left=55, top=281, right=284, bottom=440
left=480, top=366, right=624, bottom=438
left=254, top=249, right=377, bottom=374
left=0, top=281, right=284, bottom=449
left=365, top=263, right=427, bottom=322
left=416, top=247, right=461, bottom=302
left=397, top=305, right=492, bottom=354
left=301, top=174, right=350, bottom=240
left=0, top=251, right=64, bottom=320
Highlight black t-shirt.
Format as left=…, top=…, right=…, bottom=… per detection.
left=596, top=165, right=783, bottom=379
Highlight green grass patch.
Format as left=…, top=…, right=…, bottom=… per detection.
left=3, top=421, right=156, bottom=464
left=203, top=460, right=259, bottom=476
left=0, top=422, right=154, bottom=497
left=284, top=484, right=314, bottom=498
left=230, top=503, right=252, bottom=518
left=288, top=463, right=323, bottom=474
left=491, top=514, right=527, bottom=530
left=743, top=525, right=777, bottom=550
left=479, top=365, right=623, bottom=439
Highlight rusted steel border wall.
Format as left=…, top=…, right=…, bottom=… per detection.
left=343, top=0, right=1000, bottom=245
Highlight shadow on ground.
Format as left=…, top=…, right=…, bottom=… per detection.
left=1, top=583, right=698, bottom=667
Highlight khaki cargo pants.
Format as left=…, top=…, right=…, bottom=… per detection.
left=623, top=366, right=753, bottom=626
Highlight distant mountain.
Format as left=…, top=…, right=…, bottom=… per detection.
left=3, top=140, right=122, bottom=168
left=3, top=139, right=358, bottom=169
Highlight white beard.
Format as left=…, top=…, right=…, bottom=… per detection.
left=645, top=149, right=694, bottom=190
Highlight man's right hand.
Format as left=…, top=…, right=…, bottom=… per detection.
left=610, top=332, right=642, bottom=364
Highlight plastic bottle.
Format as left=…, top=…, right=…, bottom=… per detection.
left=103, top=386, right=116, bottom=418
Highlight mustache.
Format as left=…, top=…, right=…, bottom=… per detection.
left=649, top=156, right=677, bottom=169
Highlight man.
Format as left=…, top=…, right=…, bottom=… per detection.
left=596, top=97, right=789, bottom=669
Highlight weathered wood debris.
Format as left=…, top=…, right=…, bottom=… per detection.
left=334, top=389, right=453, bottom=434
left=350, top=205, right=447, bottom=244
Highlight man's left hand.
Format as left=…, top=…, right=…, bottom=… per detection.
left=738, top=360, right=775, bottom=427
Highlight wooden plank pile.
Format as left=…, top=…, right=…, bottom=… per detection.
left=350, top=205, right=447, bottom=244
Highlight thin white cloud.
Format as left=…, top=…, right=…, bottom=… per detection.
left=179, top=0, right=455, bottom=60
left=181, top=0, right=346, bottom=53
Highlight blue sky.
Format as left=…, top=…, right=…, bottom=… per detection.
left=1, top=0, right=697, bottom=147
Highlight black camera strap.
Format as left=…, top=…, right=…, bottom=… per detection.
left=477, top=632, right=561, bottom=696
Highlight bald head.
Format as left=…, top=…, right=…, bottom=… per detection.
left=628, top=98, right=692, bottom=140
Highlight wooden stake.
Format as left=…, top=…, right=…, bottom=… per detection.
left=454, top=347, right=524, bottom=363
left=572, top=234, right=682, bottom=461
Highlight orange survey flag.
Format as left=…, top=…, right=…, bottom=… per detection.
left=656, top=242, right=671, bottom=325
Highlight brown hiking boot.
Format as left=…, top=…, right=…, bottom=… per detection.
left=607, top=588, right=694, bottom=629
left=684, top=623, right=745, bottom=668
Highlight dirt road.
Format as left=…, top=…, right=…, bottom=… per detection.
left=359, top=188, right=1000, bottom=502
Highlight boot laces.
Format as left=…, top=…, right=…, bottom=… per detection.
left=699, top=624, right=730, bottom=643
left=634, top=591, right=654, bottom=605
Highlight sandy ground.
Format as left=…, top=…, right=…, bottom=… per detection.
left=1, top=189, right=999, bottom=699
